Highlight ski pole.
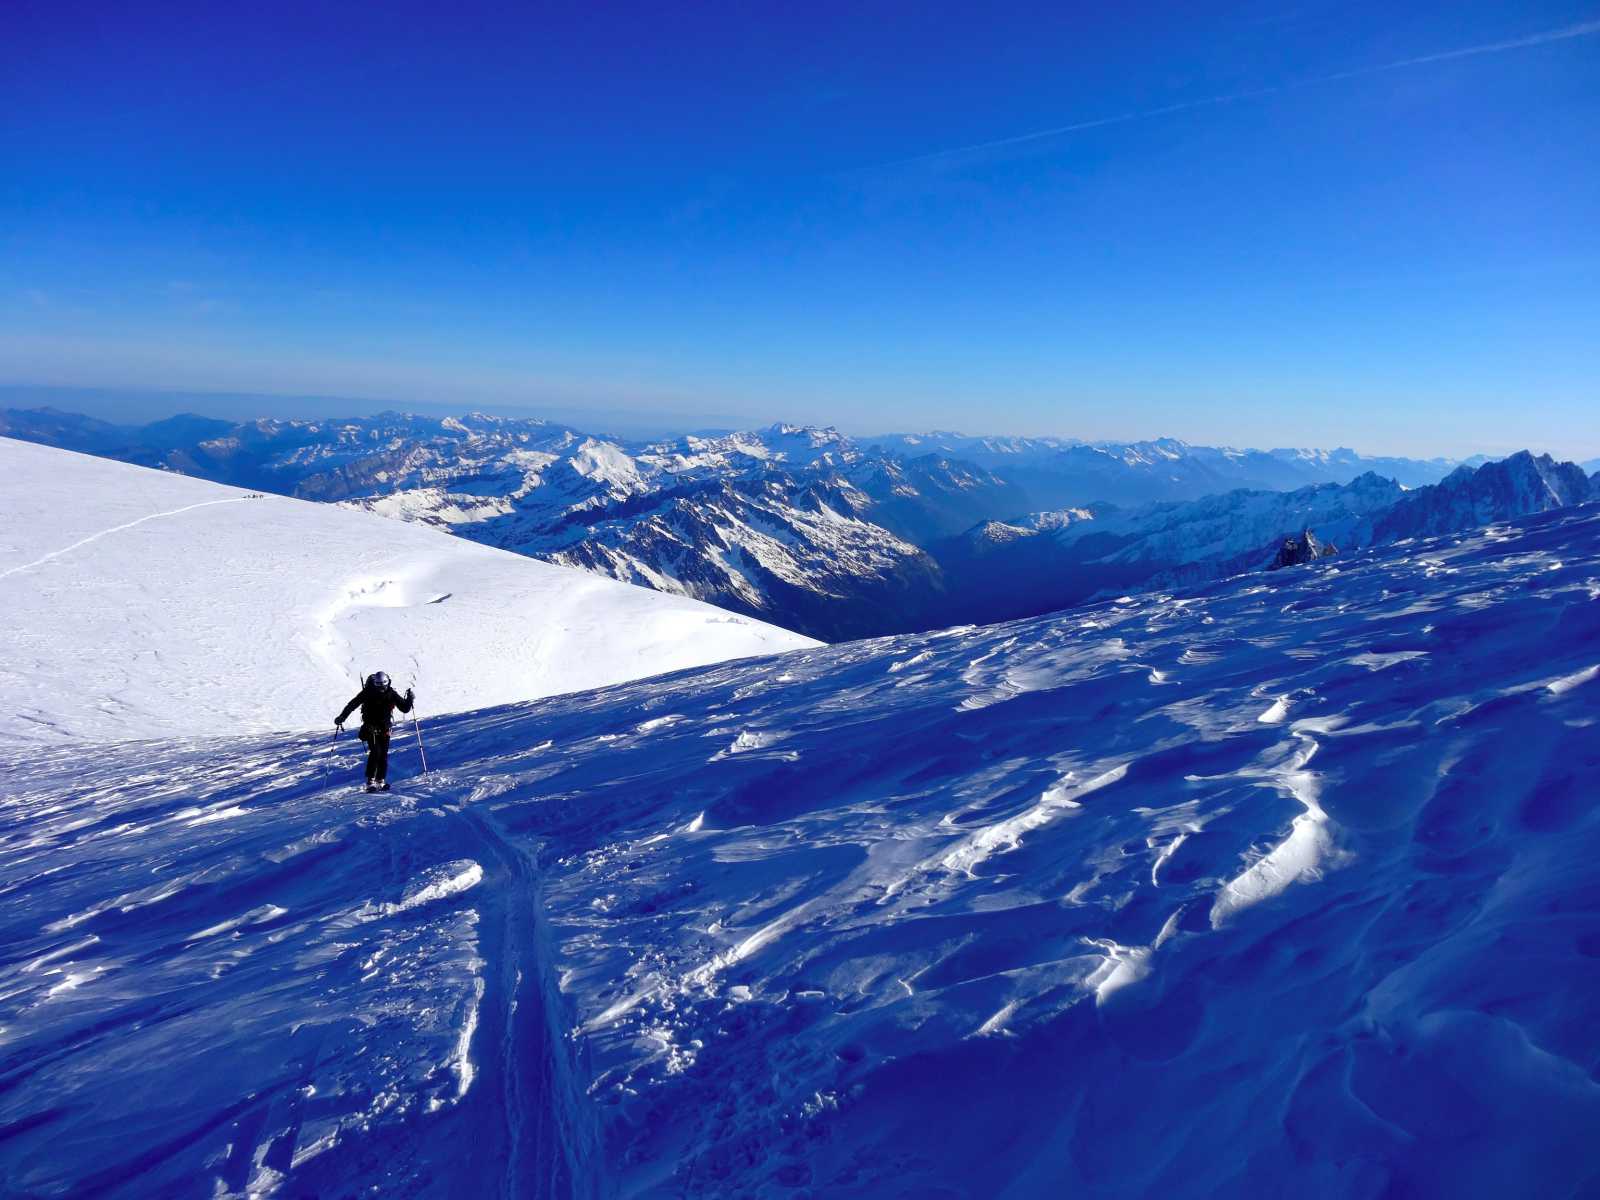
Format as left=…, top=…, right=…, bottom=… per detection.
left=412, top=709, right=430, bottom=774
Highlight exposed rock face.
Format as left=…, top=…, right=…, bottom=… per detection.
left=1269, top=530, right=1338, bottom=569
left=1369, top=450, right=1598, bottom=543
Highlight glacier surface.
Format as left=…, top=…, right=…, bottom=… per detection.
left=2, top=486, right=1599, bottom=1196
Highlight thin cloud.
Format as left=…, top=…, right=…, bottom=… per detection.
left=869, top=19, right=1600, bottom=172
left=1320, top=17, right=1600, bottom=80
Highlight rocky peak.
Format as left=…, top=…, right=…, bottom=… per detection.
left=1373, top=451, right=1597, bottom=545
left=1269, top=529, right=1338, bottom=570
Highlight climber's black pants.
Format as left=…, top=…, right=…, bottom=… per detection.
left=361, top=727, right=391, bottom=782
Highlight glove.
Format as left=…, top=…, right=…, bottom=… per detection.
left=406, top=688, right=415, bottom=700
left=335, top=722, right=344, bottom=732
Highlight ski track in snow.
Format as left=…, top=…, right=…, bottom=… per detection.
left=3, top=490, right=1600, bottom=1196
left=0, top=497, right=256, bottom=581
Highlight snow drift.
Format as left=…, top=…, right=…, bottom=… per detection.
left=0, top=437, right=818, bottom=746
left=3, top=490, right=1599, bottom=1196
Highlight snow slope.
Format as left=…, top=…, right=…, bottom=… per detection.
left=4, top=500, right=1598, bottom=1197
left=0, top=437, right=818, bottom=746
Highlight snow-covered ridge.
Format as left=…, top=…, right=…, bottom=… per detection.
left=5, top=501, right=1598, bottom=1195
left=0, top=437, right=818, bottom=745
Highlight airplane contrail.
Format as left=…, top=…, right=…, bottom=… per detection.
left=873, top=18, right=1600, bottom=171
left=1319, top=17, right=1600, bottom=80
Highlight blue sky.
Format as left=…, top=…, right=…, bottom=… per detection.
left=2, top=0, right=1597, bottom=455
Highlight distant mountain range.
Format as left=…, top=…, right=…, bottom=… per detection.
left=0, top=410, right=1010, bottom=640
left=4, top=406, right=1595, bottom=640
left=936, top=451, right=1600, bottom=625
left=863, top=431, right=1462, bottom=505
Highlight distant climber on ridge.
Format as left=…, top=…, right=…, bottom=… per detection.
left=336, top=672, right=414, bottom=792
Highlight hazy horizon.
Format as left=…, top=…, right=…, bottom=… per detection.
left=3, top=382, right=1593, bottom=464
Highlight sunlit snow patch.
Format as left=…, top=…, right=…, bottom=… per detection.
left=940, top=764, right=1129, bottom=877
left=1211, top=730, right=1339, bottom=927
left=1547, top=663, right=1598, bottom=695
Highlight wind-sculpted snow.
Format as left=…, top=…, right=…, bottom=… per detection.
left=3, top=504, right=1599, bottom=1196
left=0, top=735, right=601, bottom=1198
left=0, top=437, right=817, bottom=746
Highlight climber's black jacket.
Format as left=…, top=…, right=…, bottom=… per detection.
left=336, top=683, right=413, bottom=733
